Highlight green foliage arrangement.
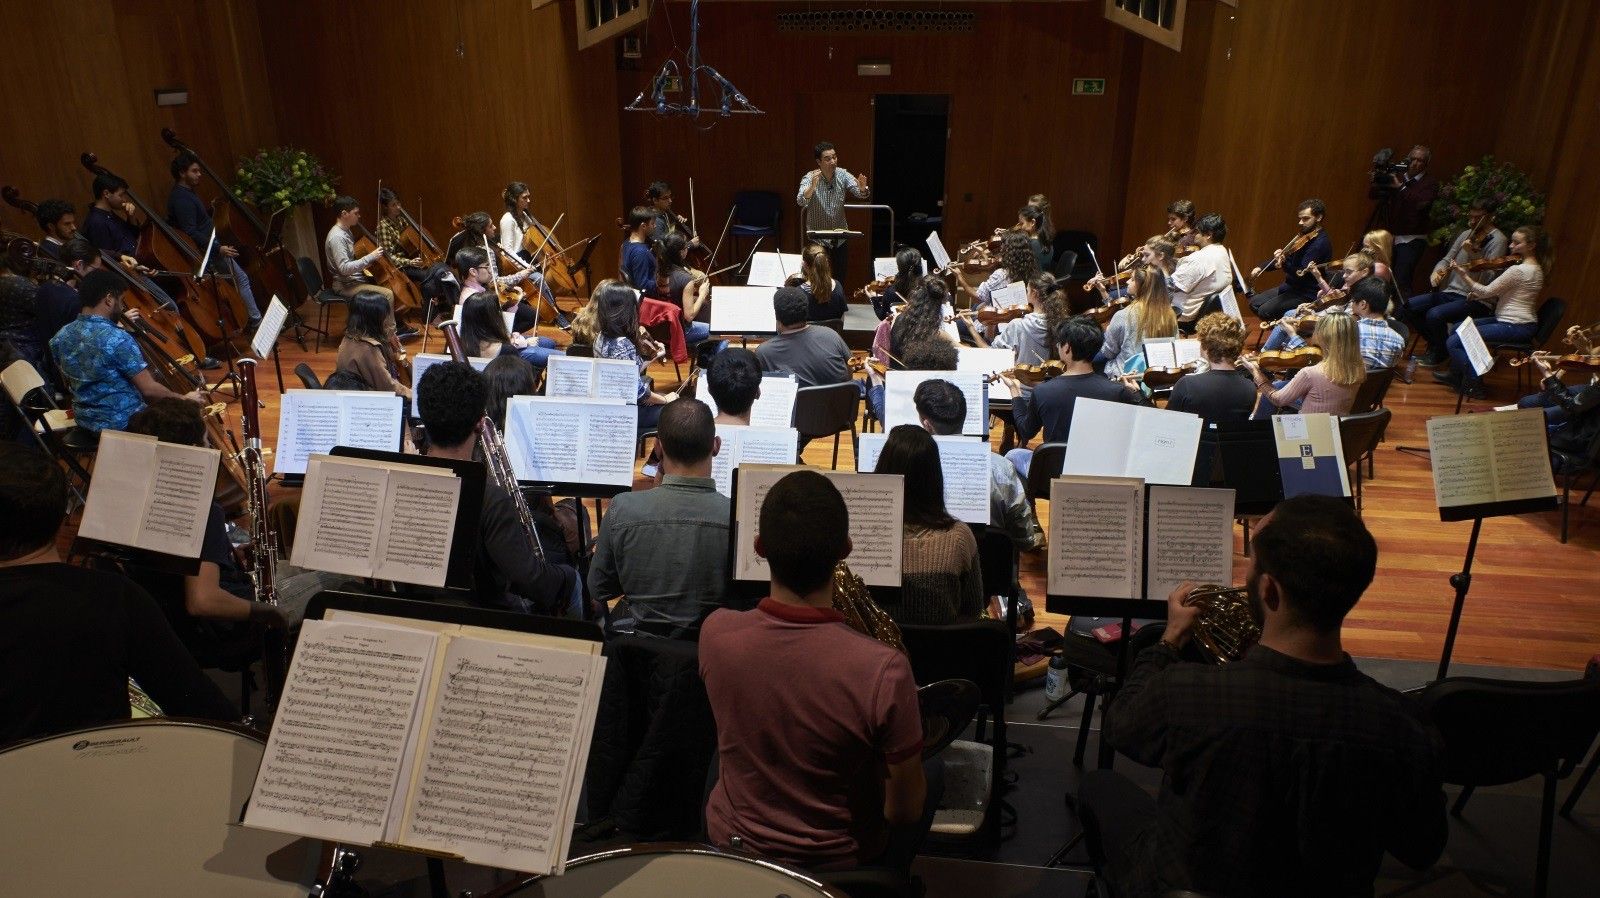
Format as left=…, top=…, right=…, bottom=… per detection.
left=1429, top=156, right=1545, bottom=246
left=233, top=147, right=338, bottom=212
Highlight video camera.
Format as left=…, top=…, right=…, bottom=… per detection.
left=1370, top=148, right=1410, bottom=186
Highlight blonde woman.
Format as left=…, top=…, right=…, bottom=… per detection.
left=1262, top=253, right=1376, bottom=353
left=1243, top=311, right=1365, bottom=417
left=1099, top=265, right=1179, bottom=377
left=1361, top=230, right=1394, bottom=281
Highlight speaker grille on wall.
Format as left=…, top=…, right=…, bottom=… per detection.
left=776, top=10, right=977, bottom=34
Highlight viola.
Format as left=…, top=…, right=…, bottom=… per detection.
left=856, top=274, right=896, bottom=300
left=160, top=128, right=301, bottom=308
left=1242, top=346, right=1323, bottom=372
left=1007, top=360, right=1065, bottom=388
left=1457, top=254, right=1523, bottom=272
left=1254, top=227, right=1323, bottom=280
left=1085, top=268, right=1136, bottom=292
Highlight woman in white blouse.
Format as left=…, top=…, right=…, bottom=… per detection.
left=1434, top=225, right=1551, bottom=398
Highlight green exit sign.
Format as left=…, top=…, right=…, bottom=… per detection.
left=1072, top=78, right=1107, bottom=96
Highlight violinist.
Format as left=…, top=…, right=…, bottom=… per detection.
left=1027, top=193, right=1056, bottom=246
left=955, top=230, right=1042, bottom=317
left=167, top=153, right=261, bottom=328
left=594, top=282, right=680, bottom=432
left=33, top=199, right=78, bottom=259
left=1432, top=225, right=1550, bottom=399
left=797, top=141, right=870, bottom=276
left=47, top=269, right=205, bottom=437
left=1408, top=200, right=1506, bottom=366
left=968, top=272, right=1069, bottom=371
left=324, top=195, right=414, bottom=349
left=1167, top=213, right=1235, bottom=330
left=1247, top=199, right=1332, bottom=321
left=0, top=276, right=51, bottom=391
left=377, top=188, right=461, bottom=321
left=1518, top=354, right=1600, bottom=469
left=794, top=243, right=847, bottom=321
left=1008, top=203, right=1053, bottom=273
left=1163, top=199, right=1197, bottom=252
left=656, top=233, right=715, bottom=350
left=36, top=239, right=98, bottom=348
left=335, top=292, right=413, bottom=401
left=1261, top=253, right=1375, bottom=353
left=1098, top=266, right=1179, bottom=379
left=620, top=206, right=660, bottom=296
left=452, top=247, right=562, bottom=367
left=1244, top=312, right=1365, bottom=418
left=868, top=247, right=924, bottom=320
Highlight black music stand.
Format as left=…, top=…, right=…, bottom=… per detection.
left=300, top=590, right=602, bottom=898
left=1433, top=494, right=1558, bottom=679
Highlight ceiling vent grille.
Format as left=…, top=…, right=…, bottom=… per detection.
left=775, top=10, right=978, bottom=34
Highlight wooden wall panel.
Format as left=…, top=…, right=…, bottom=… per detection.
left=0, top=0, right=277, bottom=235
left=614, top=2, right=1142, bottom=287
left=255, top=0, right=624, bottom=280
left=1120, top=0, right=1526, bottom=283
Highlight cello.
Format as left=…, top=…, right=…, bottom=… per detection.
left=351, top=222, right=426, bottom=319
left=78, top=153, right=245, bottom=347
left=159, top=128, right=301, bottom=308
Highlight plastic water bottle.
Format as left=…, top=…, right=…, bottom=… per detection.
left=1044, top=653, right=1071, bottom=703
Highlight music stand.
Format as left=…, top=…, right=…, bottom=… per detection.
left=327, top=446, right=485, bottom=594
left=300, top=589, right=602, bottom=898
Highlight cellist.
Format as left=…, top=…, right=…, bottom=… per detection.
left=377, top=188, right=461, bottom=322
left=496, top=183, right=559, bottom=307
left=167, top=152, right=261, bottom=329
left=323, top=195, right=416, bottom=353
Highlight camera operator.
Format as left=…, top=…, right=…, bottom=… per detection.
left=1366, top=145, right=1437, bottom=296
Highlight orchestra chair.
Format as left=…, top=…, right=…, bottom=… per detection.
left=295, top=255, right=342, bottom=353
left=1178, top=296, right=1224, bottom=336
left=1559, top=657, right=1600, bottom=817
left=293, top=363, right=323, bottom=390
left=1337, top=408, right=1392, bottom=513
left=899, top=619, right=1013, bottom=857
left=1051, top=249, right=1079, bottom=281
left=793, top=382, right=860, bottom=469
left=1415, top=673, right=1600, bottom=898
left=729, top=190, right=783, bottom=263
left=0, top=359, right=92, bottom=504
left=1024, top=441, right=1069, bottom=523
left=1052, top=230, right=1098, bottom=282
left=1350, top=366, right=1397, bottom=415
left=1488, top=297, right=1566, bottom=395
left=813, top=317, right=845, bottom=341
left=566, top=342, right=595, bottom=358
left=1553, top=424, right=1600, bottom=544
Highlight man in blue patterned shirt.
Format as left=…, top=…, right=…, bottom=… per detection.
left=48, top=270, right=206, bottom=435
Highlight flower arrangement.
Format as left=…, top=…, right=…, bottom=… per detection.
left=1428, top=155, right=1545, bottom=246
left=233, top=147, right=338, bottom=212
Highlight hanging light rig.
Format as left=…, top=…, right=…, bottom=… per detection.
left=625, top=0, right=763, bottom=119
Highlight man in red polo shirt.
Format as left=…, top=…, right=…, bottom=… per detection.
left=700, top=470, right=928, bottom=870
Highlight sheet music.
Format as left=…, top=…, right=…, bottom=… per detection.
left=1426, top=409, right=1555, bottom=508
left=940, top=302, right=961, bottom=343
left=958, top=347, right=1016, bottom=379
left=1145, top=485, right=1234, bottom=600
left=708, top=285, right=779, bottom=333
left=884, top=370, right=986, bottom=436
left=410, top=353, right=492, bottom=402
left=1144, top=339, right=1178, bottom=369
left=926, top=232, right=951, bottom=270
left=734, top=466, right=904, bottom=587
left=400, top=636, right=603, bottom=871
left=251, top=295, right=289, bottom=358
left=1048, top=476, right=1144, bottom=598
left=695, top=373, right=798, bottom=427
left=1219, top=290, right=1244, bottom=324
left=745, top=252, right=804, bottom=288
left=1063, top=398, right=1202, bottom=485
left=78, top=431, right=218, bottom=559
left=1456, top=317, right=1495, bottom=377
left=503, top=397, right=638, bottom=486
left=855, top=433, right=990, bottom=524
left=276, top=391, right=405, bottom=475
left=544, top=356, right=639, bottom=403
left=1173, top=339, right=1202, bottom=366
left=373, top=467, right=461, bottom=587
left=710, top=425, right=799, bottom=498
left=990, top=282, right=1028, bottom=311
left=874, top=257, right=928, bottom=280
left=245, top=620, right=437, bottom=846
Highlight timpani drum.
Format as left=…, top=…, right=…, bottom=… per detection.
left=482, top=843, right=847, bottom=898
left=0, top=718, right=322, bottom=895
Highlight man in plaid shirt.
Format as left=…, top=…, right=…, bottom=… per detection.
left=1079, top=496, right=1446, bottom=898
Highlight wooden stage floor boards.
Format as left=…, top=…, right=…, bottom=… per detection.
left=231, top=303, right=1599, bottom=673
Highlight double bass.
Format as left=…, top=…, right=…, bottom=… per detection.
left=78, top=153, right=246, bottom=348
left=159, top=129, right=301, bottom=308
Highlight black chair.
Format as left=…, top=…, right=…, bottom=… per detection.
left=1024, top=441, right=1068, bottom=523
left=1053, top=230, right=1099, bottom=282
left=1178, top=295, right=1224, bottom=335
left=296, top=255, right=343, bottom=353
left=1051, top=249, right=1078, bottom=281
left=566, top=342, right=595, bottom=358
left=793, top=382, right=860, bottom=469
left=1553, top=424, right=1600, bottom=544
left=293, top=363, right=323, bottom=390
left=1489, top=297, right=1566, bottom=394
left=899, top=620, right=1013, bottom=857
left=1560, top=658, right=1600, bottom=817
left=1416, top=674, right=1600, bottom=898
left=1337, top=408, right=1392, bottom=512
left=1350, top=366, right=1397, bottom=414
left=729, top=190, right=782, bottom=264
left=813, top=318, right=845, bottom=340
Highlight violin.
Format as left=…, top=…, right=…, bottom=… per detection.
left=848, top=352, right=888, bottom=379
left=1085, top=296, right=1131, bottom=327
left=1509, top=351, right=1600, bottom=375
left=1255, top=227, right=1323, bottom=280
left=1006, top=360, right=1065, bottom=388
left=955, top=305, right=1030, bottom=327
left=1241, top=346, right=1323, bottom=372
left=160, top=128, right=301, bottom=308
left=1455, top=254, right=1523, bottom=272
left=1085, top=268, right=1136, bottom=292
left=856, top=274, right=896, bottom=302
left=1463, top=215, right=1495, bottom=254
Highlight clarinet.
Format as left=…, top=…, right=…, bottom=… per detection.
left=438, top=322, right=547, bottom=561
left=236, top=358, right=287, bottom=708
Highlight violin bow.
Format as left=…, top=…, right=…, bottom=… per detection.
left=688, top=177, right=700, bottom=241
left=708, top=206, right=736, bottom=271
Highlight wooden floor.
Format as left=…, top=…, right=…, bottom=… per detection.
left=227, top=300, right=1599, bottom=673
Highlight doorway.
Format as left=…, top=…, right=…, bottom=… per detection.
left=870, top=94, right=950, bottom=262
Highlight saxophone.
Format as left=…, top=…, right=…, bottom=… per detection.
left=237, top=358, right=287, bottom=707
left=1185, top=585, right=1262, bottom=664
left=438, top=322, right=545, bottom=562
left=830, top=562, right=904, bottom=653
